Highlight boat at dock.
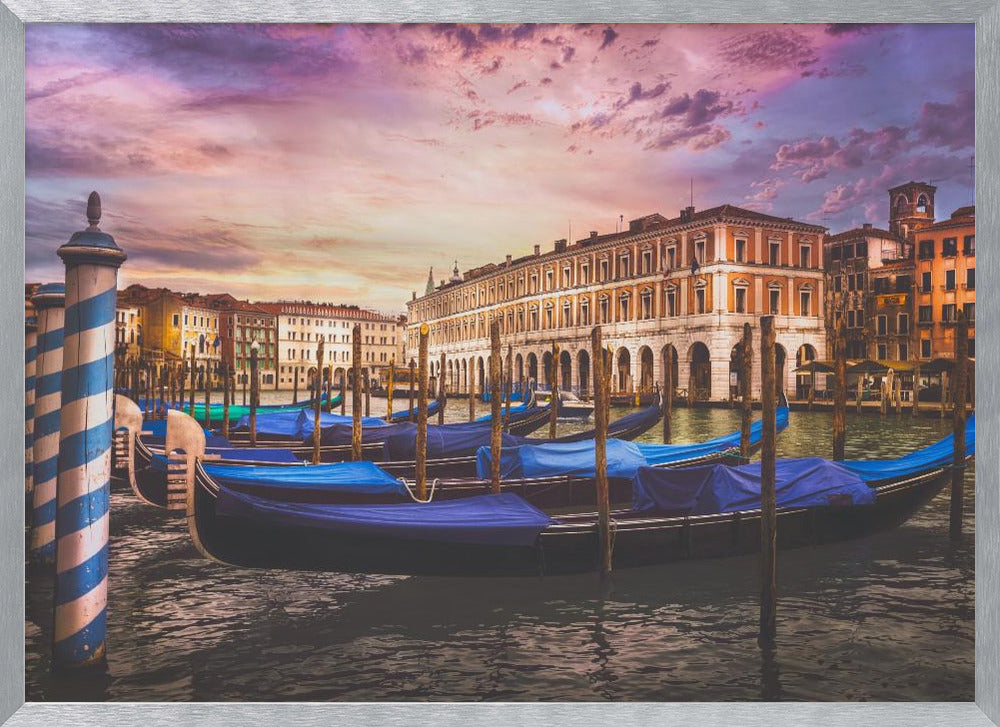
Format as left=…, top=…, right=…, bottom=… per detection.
left=531, top=389, right=594, bottom=419
left=185, top=417, right=973, bottom=576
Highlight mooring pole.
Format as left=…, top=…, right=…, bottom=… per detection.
left=438, top=352, right=447, bottom=425
left=416, top=325, right=429, bottom=500
left=292, top=366, right=298, bottom=405
left=505, top=344, right=513, bottom=432
left=352, top=324, right=363, bottom=461
left=313, top=340, right=324, bottom=465
left=663, top=346, right=673, bottom=444
left=592, top=327, right=612, bottom=580
left=188, top=344, right=196, bottom=417
left=29, top=284, right=65, bottom=566
left=759, top=315, right=778, bottom=649
left=386, top=356, right=395, bottom=422
left=249, top=342, right=259, bottom=447
left=53, top=192, right=126, bottom=669
left=911, top=364, right=921, bottom=416
left=171, top=363, right=178, bottom=411
left=409, top=358, right=416, bottom=422
left=327, top=366, right=335, bottom=413
left=340, top=368, right=346, bottom=416
left=222, top=362, right=231, bottom=440
left=25, top=316, right=37, bottom=497
left=158, top=364, right=166, bottom=419
left=364, top=366, right=371, bottom=417
left=468, top=357, right=476, bottom=423
left=833, top=318, right=846, bottom=460
left=203, top=365, right=212, bottom=430
left=856, top=376, right=863, bottom=415
left=549, top=342, right=559, bottom=439
left=490, top=320, right=503, bottom=493
left=242, top=365, right=248, bottom=407
left=740, top=322, right=753, bottom=458
left=950, top=310, right=969, bottom=540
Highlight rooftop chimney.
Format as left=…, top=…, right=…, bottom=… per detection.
left=679, top=206, right=696, bottom=223
left=554, top=238, right=567, bottom=253
left=506, top=254, right=512, bottom=266
left=590, top=230, right=598, bottom=238
left=533, top=244, right=541, bottom=256
left=862, top=223, right=873, bottom=230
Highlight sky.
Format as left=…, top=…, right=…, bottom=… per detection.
left=25, top=23, right=975, bottom=313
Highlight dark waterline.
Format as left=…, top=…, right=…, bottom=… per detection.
left=25, top=399, right=974, bottom=701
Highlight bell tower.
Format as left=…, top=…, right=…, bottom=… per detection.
left=888, top=181, right=936, bottom=237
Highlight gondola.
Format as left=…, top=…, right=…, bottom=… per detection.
left=531, top=389, right=594, bottom=419
left=153, top=399, right=784, bottom=512
left=186, top=416, right=974, bottom=575
left=132, top=391, right=339, bottom=423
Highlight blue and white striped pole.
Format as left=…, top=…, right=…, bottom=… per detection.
left=30, top=284, right=65, bottom=565
left=25, top=316, right=37, bottom=498
left=53, top=192, right=126, bottom=669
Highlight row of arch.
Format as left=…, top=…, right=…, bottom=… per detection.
left=418, top=342, right=818, bottom=399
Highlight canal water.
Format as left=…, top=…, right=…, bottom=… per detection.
left=25, top=395, right=974, bottom=701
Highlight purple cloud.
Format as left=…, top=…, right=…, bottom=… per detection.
left=719, top=28, right=818, bottom=71
left=915, top=88, right=974, bottom=150
left=600, top=27, right=619, bottom=50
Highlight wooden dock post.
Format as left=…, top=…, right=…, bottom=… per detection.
left=759, top=315, right=778, bottom=649
left=365, top=366, right=372, bottom=417
left=340, top=369, right=346, bottom=415
left=833, top=318, right=846, bottom=460
left=53, top=192, right=125, bottom=669
left=416, top=325, right=429, bottom=500
left=249, top=342, right=259, bottom=447
left=158, top=364, right=166, bottom=419
left=740, top=323, right=753, bottom=458
left=188, top=344, right=196, bottom=417
left=591, top=327, right=612, bottom=579
left=408, top=359, right=416, bottom=422
left=894, top=372, right=902, bottom=415
left=169, top=363, right=177, bottom=412
left=663, top=346, right=673, bottom=444
left=950, top=310, right=969, bottom=540
left=241, top=363, right=248, bottom=407
left=468, top=357, right=476, bottom=423
left=292, top=366, right=298, bottom=404
left=911, top=364, right=921, bottom=416
left=203, top=364, right=212, bottom=430
left=549, top=342, right=559, bottom=439
left=352, top=324, right=363, bottom=461
left=856, top=376, right=863, bottom=414
left=222, top=362, right=231, bottom=439
left=312, top=339, right=324, bottom=465
left=505, top=344, right=513, bottom=432
left=490, top=320, right=502, bottom=493
left=326, top=366, right=334, bottom=413
left=438, top=353, right=446, bottom=425
left=386, top=357, right=395, bottom=422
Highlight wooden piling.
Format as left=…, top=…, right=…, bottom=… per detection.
left=188, top=344, right=196, bottom=417
left=313, top=339, right=324, bottom=465
left=663, top=346, right=673, bottom=444
left=911, top=365, right=921, bottom=416
left=292, top=366, right=298, bottom=404
left=490, top=320, right=503, bottom=494
left=856, top=376, right=863, bottom=414
left=950, top=310, right=968, bottom=540
left=364, top=366, right=371, bottom=417
left=203, top=366, right=211, bottom=429
left=158, top=364, right=166, bottom=419
left=759, top=315, right=778, bottom=648
left=386, top=357, right=395, bottom=422
left=591, top=327, right=612, bottom=579
left=416, top=325, right=429, bottom=500
left=242, top=366, right=248, bottom=407
left=326, top=366, right=334, bottom=413
left=222, top=362, right=231, bottom=439
left=468, top=358, right=476, bottom=423
left=438, top=353, right=446, bottom=425
left=408, top=359, right=416, bottom=422
left=339, top=369, right=346, bottom=416
left=249, top=343, right=259, bottom=447
left=549, top=342, right=559, bottom=439
left=740, top=323, right=753, bottom=458
left=894, top=372, right=902, bottom=415
left=833, top=318, right=846, bottom=460
left=352, top=324, right=363, bottom=461
left=505, top=344, right=513, bottom=432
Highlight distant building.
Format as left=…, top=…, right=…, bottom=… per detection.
left=407, top=204, right=828, bottom=402
left=258, top=301, right=406, bottom=391
left=202, top=293, right=278, bottom=388
left=823, top=223, right=913, bottom=360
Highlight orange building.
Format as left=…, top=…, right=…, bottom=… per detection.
left=910, top=201, right=975, bottom=361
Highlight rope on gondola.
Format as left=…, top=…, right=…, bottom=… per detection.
left=402, top=477, right=440, bottom=503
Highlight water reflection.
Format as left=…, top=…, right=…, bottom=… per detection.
left=25, top=398, right=974, bottom=701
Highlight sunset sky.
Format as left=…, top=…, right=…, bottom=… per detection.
left=25, top=23, right=974, bottom=312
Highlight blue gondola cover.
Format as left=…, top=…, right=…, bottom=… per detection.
left=215, top=490, right=554, bottom=546
left=205, top=460, right=406, bottom=496
left=632, top=457, right=875, bottom=514
left=233, top=409, right=388, bottom=438
left=839, top=415, right=974, bottom=482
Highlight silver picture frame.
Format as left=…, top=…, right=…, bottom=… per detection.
left=2, top=3, right=997, bottom=724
